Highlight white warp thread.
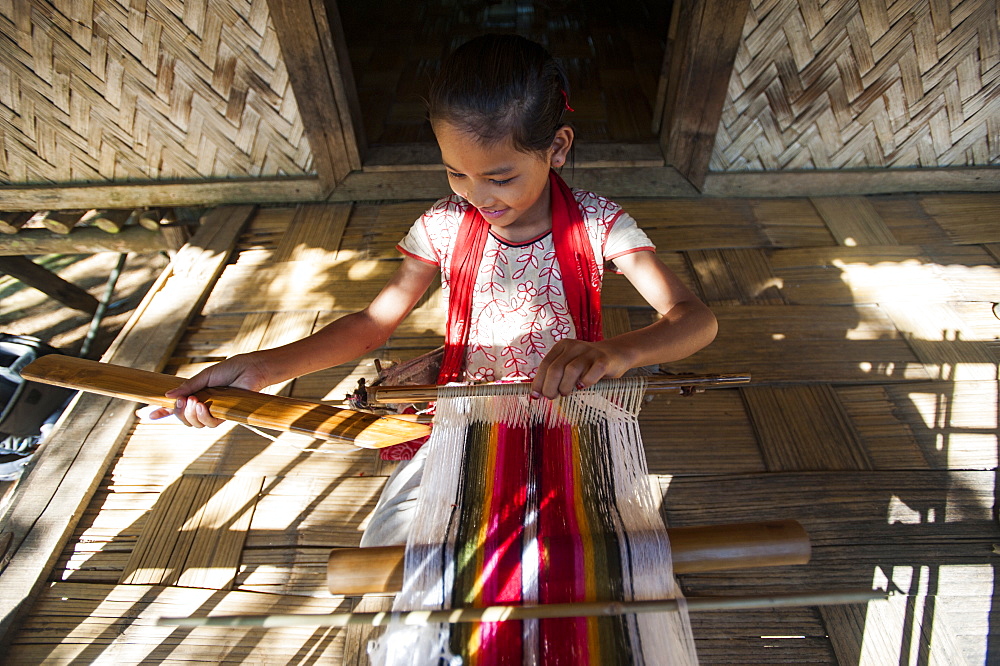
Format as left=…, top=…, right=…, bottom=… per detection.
left=369, top=379, right=698, bottom=665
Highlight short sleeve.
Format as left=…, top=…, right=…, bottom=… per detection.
left=397, top=219, right=438, bottom=265
left=397, top=197, right=468, bottom=267
left=604, top=211, right=655, bottom=265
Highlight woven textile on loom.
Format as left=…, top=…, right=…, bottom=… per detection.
left=370, top=378, right=699, bottom=665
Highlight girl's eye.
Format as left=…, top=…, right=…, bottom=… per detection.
left=445, top=171, right=512, bottom=185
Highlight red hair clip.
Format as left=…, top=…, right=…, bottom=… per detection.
left=560, top=89, right=574, bottom=112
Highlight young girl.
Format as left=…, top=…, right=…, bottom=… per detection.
left=151, top=34, right=717, bottom=545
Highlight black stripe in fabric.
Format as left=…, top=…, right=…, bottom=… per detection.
left=449, top=419, right=487, bottom=656
left=579, top=418, right=634, bottom=664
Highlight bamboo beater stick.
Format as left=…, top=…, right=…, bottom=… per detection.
left=368, top=373, right=751, bottom=404
left=20, top=355, right=430, bottom=448
left=158, top=588, right=887, bottom=628
left=328, top=519, right=811, bottom=595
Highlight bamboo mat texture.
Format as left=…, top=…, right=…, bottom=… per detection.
left=0, top=1, right=311, bottom=184
left=3, top=0, right=997, bottom=190
left=5, top=192, right=1000, bottom=664
left=710, top=0, right=1000, bottom=170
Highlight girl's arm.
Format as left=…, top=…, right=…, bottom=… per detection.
left=152, top=256, right=440, bottom=427
left=531, top=250, right=717, bottom=399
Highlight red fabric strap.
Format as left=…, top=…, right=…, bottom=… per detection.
left=549, top=169, right=603, bottom=345
left=437, top=170, right=602, bottom=384
left=436, top=203, right=491, bottom=383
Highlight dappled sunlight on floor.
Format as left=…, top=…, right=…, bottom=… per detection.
left=7, top=194, right=999, bottom=664
left=858, top=564, right=995, bottom=665
left=0, top=253, right=167, bottom=353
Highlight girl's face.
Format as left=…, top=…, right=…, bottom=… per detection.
left=433, top=121, right=573, bottom=242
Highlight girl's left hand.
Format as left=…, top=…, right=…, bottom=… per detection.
left=530, top=339, right=631, bottom=399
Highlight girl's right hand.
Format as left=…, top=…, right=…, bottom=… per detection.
left=147, top=352, right=273, bottom=428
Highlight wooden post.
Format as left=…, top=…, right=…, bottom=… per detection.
left=80, top=209, right=132, bottom=234
left=266, top=0, right=364, bottom=193
left=137, top=208, right=163, bottom=231
left=661, top=0, right=751, bottom=190
left=39, top=211, right=85, bottom=235
left=158, top=225, right=192, bottom=254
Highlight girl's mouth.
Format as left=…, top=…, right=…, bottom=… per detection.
left=480, top=208, right=507, bottom=220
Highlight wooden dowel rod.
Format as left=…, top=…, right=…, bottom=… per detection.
left=0, top=211, right=33, bottom=234
left=369, top=373, right=751, bottom=404
left=158, top=588, right=886, bottom=628
left=138, top=208, right=163, bottom=230
left=327, top=519, right=810, bottom=595
left=80, top=208, right=132, bottom=234
left=20, top=355, right=430, bottom=449
left=40, top=210, right=84, bottom=234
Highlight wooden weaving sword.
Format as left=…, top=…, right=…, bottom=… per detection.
left=20, top=355, right=431, bottom=449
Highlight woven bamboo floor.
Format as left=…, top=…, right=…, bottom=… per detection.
left=6, top=192, right=999, bottom=664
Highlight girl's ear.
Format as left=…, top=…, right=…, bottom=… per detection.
left=549, top=125, right=574, bottom=168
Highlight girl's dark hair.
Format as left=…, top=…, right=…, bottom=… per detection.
left=428, top=34, right=570, bottom=155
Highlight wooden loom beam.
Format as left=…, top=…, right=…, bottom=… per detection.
left=368, top=373, right=751, bottom=404
left=327, top=519, right=811, bottom=595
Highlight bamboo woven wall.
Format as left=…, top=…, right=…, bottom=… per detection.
left=2, top=0, right=997, bottom=187
left=0, top=0, right=313, bottom=184
left=710, top=0, right=1000, bottom=171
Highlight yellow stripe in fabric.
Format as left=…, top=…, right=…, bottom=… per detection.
left=466, top=422, right=499, bottom=663
left=467, top=620, right=482, bottom=663
left=472, top=421, right=499, bottom=605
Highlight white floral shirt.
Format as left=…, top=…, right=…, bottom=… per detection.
left=398, top=190, right=655, bottom=381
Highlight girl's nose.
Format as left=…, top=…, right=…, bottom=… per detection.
left=462, top=182, right=493, bottom=209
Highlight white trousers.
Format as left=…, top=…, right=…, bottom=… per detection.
left=359, top=442, right=430, bottom=547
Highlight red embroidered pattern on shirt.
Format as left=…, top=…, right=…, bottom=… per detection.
left=416, top=192, right=626, bottom=380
